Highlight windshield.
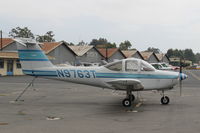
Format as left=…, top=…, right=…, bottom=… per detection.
left=105, top=61, right=122, bottom=71
left=141, top=60, right=155, bottom=71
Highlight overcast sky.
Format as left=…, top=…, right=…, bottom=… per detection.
left=1, top=0, right=200, bottom=53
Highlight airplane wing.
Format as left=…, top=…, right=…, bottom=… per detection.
left=106, top=79, right=144, bottom=91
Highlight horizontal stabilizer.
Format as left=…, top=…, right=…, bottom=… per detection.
left=14, top=38, right=37, bottom=46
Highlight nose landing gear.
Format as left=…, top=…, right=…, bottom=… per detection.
left=161, top=96, right=170, bottom=105
left=160, top=90, right=170, bottom=105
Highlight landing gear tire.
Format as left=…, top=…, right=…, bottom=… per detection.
left=161, top=96, right=170, bottom=105
left=122, top=98, right=131, bottom=107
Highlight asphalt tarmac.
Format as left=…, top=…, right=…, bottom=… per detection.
left=0, top=70, right=200, bottom=133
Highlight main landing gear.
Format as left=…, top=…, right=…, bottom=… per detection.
left=122, top=87, right=135, bottom=107
left=160, top=90, right=170, bottom=105
left=122, top=94, right=135, bottom=107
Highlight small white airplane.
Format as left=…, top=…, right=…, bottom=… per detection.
left=15, top=38, right=188, bottom=107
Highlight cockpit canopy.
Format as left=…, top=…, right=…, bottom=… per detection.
left=105, top=58, right=155, bottom=72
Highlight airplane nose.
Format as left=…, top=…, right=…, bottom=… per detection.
left=179, top=73, right=188, bottom=80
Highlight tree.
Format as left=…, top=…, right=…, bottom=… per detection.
left=146, top=47, right=161, bottom=53
left=36, top=31, right=55, bottom=42
left=166, top=49, right=174, bottom=58
left=9, top=27, right=35, bottom=39
left=119, top=40, right=132, bottom=50
left=77, top=40, right=87, bottom=45
left=89, top=38, right=116, bottom=48
left=167, top=48, right=197, bottom=63
left=89, top=38, right=108, bottom=46
left=195, top=53, right=200, bottom=63
left=68, top=42, right=75, bottom=46
left=184, top=49, right=196, bottom=63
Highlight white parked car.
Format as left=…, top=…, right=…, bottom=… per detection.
left=151, top=62, right=173, bottom=70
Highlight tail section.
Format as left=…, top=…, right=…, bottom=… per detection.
left=15, top=38, right=54, bottom=75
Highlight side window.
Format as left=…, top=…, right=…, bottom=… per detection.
left=125, top=60, right=138, bottom=71
left=152, top=64, right=161, bottom=70
left=106, top=61, right=122, bottom=71
left=141, top=61, right=155, bottom=71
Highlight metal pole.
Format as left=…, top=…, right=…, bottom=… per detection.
left=0, top=30, right=2, bottom=51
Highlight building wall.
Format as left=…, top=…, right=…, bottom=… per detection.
left=148, top=55, right=159, bottom=63
left=132, top=53, right=143, bottom=59
left=2, top=42, right=17, bottom=52
left=0, top=41, right=24, bottom=76
left=0, top=59, right=23, bottom=76
left=0, top=59, right=6, bottom=76
left=162, top=56, right=170, bottom=63
left=76, top=48, right=104, bottom=63
left=13, top=60, right=23, bottom=75
left=109, top=51, right=125, bottom=62
left=48, top=44, right=76, bottom=65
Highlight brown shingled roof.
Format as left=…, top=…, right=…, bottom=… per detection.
left=97, top=48, right=126, bottom=58
left=69, top=45, right=93, bottom=56
left=155, top=53, right=170, bottom=62
left=155, top=53, right=164, bottom=61
left=140, top=52, right=153, bottom=60
left=122, top=50, right=144, bottom=59
left=40, top=42, right=77, bottom=56
left=0, top=38, right=14, bottom=49
left=122, top=50, right=137, bottom=58
left=40, top=42, right=61, bottom=54
left=140, top=51, right=159, bottom=61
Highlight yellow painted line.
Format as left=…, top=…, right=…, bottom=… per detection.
left=0, top=123, right=8, bottom=125
left=135, top=102, right=142, bottom=108
left=0, top=94, right=9, bottom=96
left=187, top=71, right=200, bottom=81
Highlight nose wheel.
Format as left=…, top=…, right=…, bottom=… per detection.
left=161, top=96, right=170, bottom=105
left=160, top=90, right=170, bottom=105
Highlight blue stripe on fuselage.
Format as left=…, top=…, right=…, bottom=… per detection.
left=22, top=70, right=178, bottom=79
left=22, top=70, right=57, bottom=76
left=20, top=59, right=49, bottom=61
left=96, top=72, right=177, bottom=79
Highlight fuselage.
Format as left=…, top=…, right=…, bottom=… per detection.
left=22, top=64, right=180, bottom=91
